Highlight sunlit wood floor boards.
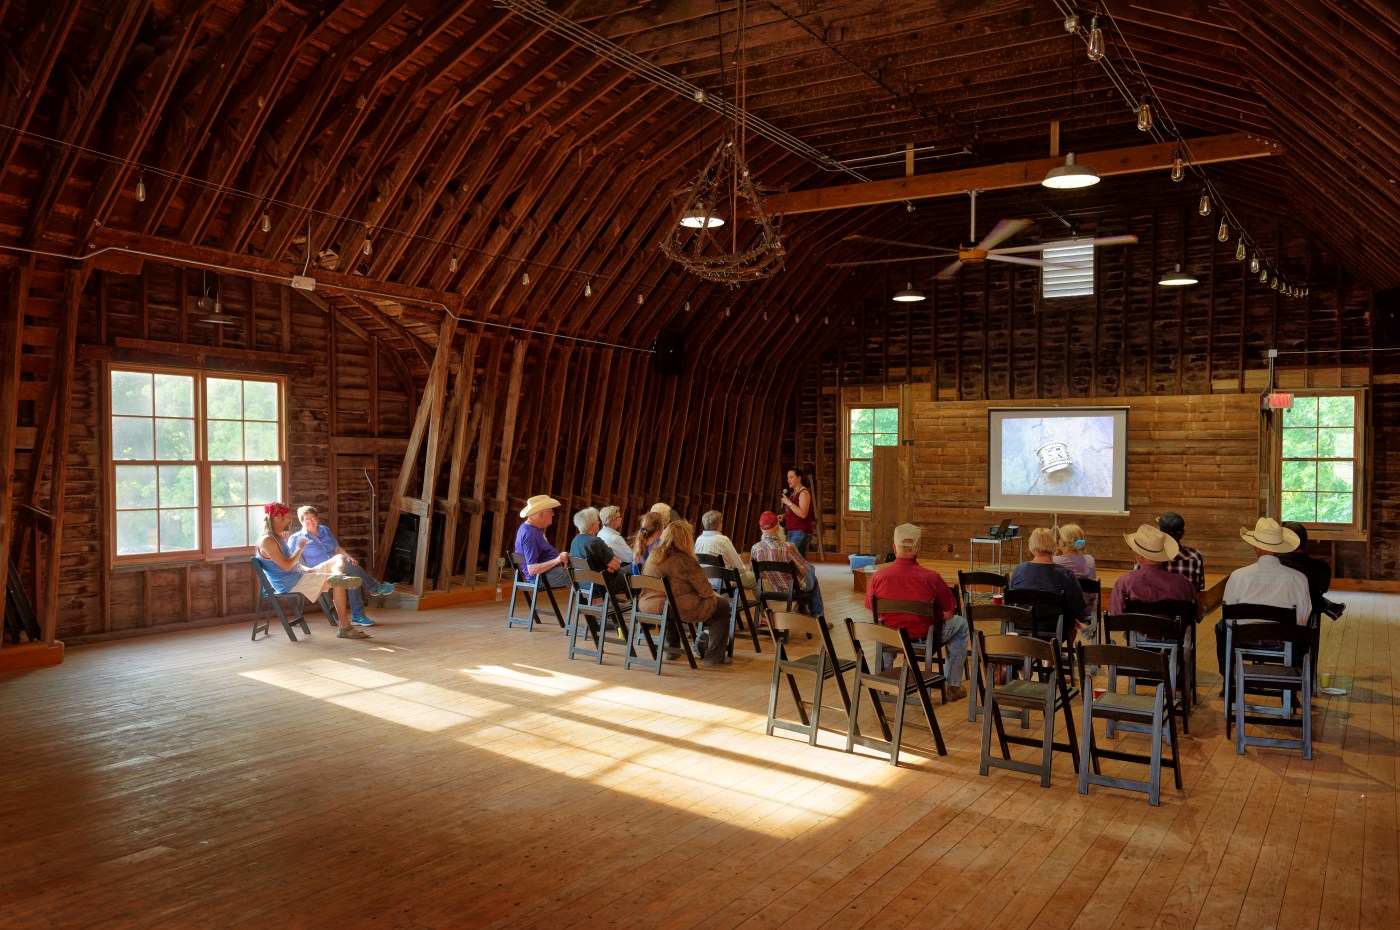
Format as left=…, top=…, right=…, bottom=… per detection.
left=0, top=567, right=1394, bottom=929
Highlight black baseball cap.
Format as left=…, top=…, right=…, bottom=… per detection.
left=1156, top=511, right=1185, bottom=540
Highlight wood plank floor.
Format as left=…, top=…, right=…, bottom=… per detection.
left=1, top=566, right=1394, bottom=929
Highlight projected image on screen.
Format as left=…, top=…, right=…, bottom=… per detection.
left=1000, top=415, right=1116, bottom=498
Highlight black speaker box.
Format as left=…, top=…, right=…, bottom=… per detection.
left=652, top=328, right=686, bottom=376
left=1375, top=286, right=1400, bottom=348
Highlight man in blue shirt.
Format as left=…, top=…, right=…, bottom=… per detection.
left=515, top=494, right=570, bottom=588
left=289, top=505, right=395, bottom=626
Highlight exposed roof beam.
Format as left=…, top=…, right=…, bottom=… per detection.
left=757, top=132, right=1282, bottom=217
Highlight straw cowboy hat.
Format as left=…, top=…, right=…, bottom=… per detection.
left=1240, top=516, right=1299, bottom=553
left=1123, top=524, right=1180, bottom=562
left=519, top=495, right=561, bottom=519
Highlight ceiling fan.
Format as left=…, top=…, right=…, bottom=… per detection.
left=831, top=190, right=1138, bottom=279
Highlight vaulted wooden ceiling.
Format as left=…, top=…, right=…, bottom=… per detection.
left=1, top=0, right=1395, bottom=374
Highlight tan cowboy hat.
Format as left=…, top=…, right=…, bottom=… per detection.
left=519, top=495, right=561, bottom=519
left=1123, top=524, right=1179, bottom=562
left=1240, top=516, right=1299, bottom=553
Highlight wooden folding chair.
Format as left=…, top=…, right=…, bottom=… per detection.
left=250, top=556, right=313, bottom=642
left=869, top=595, right=948, bottom=700
left=1123, top=596, right=1200, bottom=705
left=845, top=619, right=947, bottom=765
left=1106, top=610, right=1191, bottom=734
left=1221, top=602, right=1299, bottom=731
left=764, top=610, right=863, bottom=745
left=626, top=574, right=697, bottom=672
left=977, top=631, right=1084, bottom=788
left=1232, top=622, right=1314, bottom=759
left=566, top=566, right=628, bottom=665
left=505, top=552, right=567, bottom=631
left=1078, top=642, right=1182, bottom=806
left=704, top=564, right=762, bottom=655
left=965, top=603, right=1034, bottom=724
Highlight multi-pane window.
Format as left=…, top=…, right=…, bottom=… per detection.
left=1280, top=394, right=1360, bottom=527
left=847, top=407, right=899, bottom=511
left=1041, top=238, right=1094, bottom=299
left=110, top=368, right=284, bottom=560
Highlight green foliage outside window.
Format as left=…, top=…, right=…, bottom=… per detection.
left=111, top=369, right=282, bottom=558
left=847, top=407, right=899, bottom=511
left=1280, top=395, right=1358, bottom=525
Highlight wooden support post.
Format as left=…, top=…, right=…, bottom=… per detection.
left=489, top=340, right=527, bottom=586
left=436, top=330, right=481, bottom=589
left=39, top=269, right=85, bottom=645
left=0, top=266, right=28, bottom=648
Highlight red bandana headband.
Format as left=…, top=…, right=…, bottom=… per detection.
left=264, top=502, right=290, bottom=517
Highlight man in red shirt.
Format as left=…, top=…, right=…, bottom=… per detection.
left=864, top=523, right=968, bottom=700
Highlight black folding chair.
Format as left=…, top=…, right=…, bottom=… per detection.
left=505, top=552, right=567, bottom=631
left=846, top=619, right=947, bottom=765
left=704, top=564, right=762, bottom=655
left=1231, top=622, right=1314, bottom=759
left=869, top=595, right=948, bottom=701
left=250, top=556, right=312, bottom=641
left=1078, top=642, right=1182, bottom=806
left=977, top=631, right=1084, bottom=789
left=1221, top=602, right=1299, bottom=731
left=764, top=610, right=865, bottom=745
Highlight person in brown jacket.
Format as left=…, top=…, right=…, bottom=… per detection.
left=640, top=519, right=732, bottom=666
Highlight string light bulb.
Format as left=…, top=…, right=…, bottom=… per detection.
left=1271, top=277, right=1280, bottom=291
left=823, top=314, right=830, bottom=325
left=260, top=206, right=271, bottom=233
left=1198, top=190, right=1212, bottom=216
left=584, top=280, right=591, bottom=297
left=521, top=271, right=530, bottom=285
left=1236, top=238, right=1246, bottom=261
left=1087, top=16, right=1104, bottom=61
left=361, top=229, right=373, bottom=256
left=637, top=293, right=644, bottom=306
left=683, top=301, right=690, bottom=312
left=136, top=172, right=146, bottom=203
left=1217, top=218, right=1230, bottom=242
left=1171, top=148, right=1185, bottom=182
left=1260, top=268, right=1269, bottom=284
left=1136, top=101, right=1153, bottom=132
left=1250, top=254, right=1261, bottom=274
left=449, top=252, right=458, bottom=273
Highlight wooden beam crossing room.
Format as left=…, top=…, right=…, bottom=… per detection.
left=2, top=1, right=1397, bottom=927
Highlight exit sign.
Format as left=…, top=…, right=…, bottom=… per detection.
left=1264, top=392, right=1294, bottom=410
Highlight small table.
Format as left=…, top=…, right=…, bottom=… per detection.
left=969, top=534, right=1022, bottom=574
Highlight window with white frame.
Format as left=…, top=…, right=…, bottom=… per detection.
left=1279, top=392, right=1363, bottom=529
left=110, top=368, right=284, bottom=560
left=846, top=406, right=899, bottom=511
left=1041, top=238, right=1094, bottom=299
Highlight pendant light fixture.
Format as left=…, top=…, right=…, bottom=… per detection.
left=1170, top=148, right=1185, bottom=182
left=1086, top=16, right=1105, bottom=61
left=892, top=281, right=926, bottom=302
left=1042, top=151, right=1101, bottom=189
left=1157, top=264, right=1198, bottom=287
left=1136, top=100, right=1153, bottom=132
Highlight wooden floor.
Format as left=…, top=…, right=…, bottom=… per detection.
left=2, top=566, right=1395, bottom=929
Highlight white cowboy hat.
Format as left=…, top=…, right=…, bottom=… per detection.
left=1240, top=516, right=1299, bottom=553
left=1123, top=524, right=1180, bottom=562
left=519, top=495, right=561, bottom=519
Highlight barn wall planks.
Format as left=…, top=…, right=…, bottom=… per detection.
left=24, top=260, right=784, bottom=642
left=793, top=214, right=1387, bottom=578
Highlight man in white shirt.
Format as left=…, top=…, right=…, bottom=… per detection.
left=695, top=510, right=755, bottom=591
left=1215, top=517, right=1313, bottom=676
left=597, top=505, right=633, bottom=570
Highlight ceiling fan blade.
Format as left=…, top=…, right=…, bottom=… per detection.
left=843, top=234, right=955, bottom=253
left=977, top=218, right=1032, bottom=251
left=988, top=233, right=1142, bottom=257
left=829, top=255, right=948, bottom=269
left=936, top=258, right=964, bottom=279
left=987, top=254, right=1089, bottom=270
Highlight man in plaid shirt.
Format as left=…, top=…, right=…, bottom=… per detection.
left=750, top=511, right=826, bottom=619
left=1156, top=511, right=1204, bottom=592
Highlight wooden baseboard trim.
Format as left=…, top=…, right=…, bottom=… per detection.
left=0, top=641, right=65, bottom=672
left=1332, top=579, right=1400, bottom=593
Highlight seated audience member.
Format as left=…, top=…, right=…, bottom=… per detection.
left=254, top=501, right=367, bottom=640
left=864, top=523, right=969, bottom=699
left=1215, top=517, right=1313, bottom=676
left=750, top=511, right=826, bottom=620
left=1278, top=521, right=1344, bottom=620
left=597, top=505, right=633, bottom=570
left=514, top=495, right=571, bottom=590
left=289, top=505, right=395, bottom=627
left=1054, top=522, right=1099, bottom=620
left=631, top=511, right=665, bottom=575
left=638, top=519, right=732, bottom=667
left=569, top=507, right=628, bottom=600
left=1110, top=524, right=1203, bottom=621
left=1154, top=511, right=1205, bottom=593
left=649, top=502, right=676, bottom=525
left=1008, top=526, right=1086, bottom=636
left=695, top=510, right=755, bottom=591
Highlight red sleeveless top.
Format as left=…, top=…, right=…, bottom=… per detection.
left=784, top=488, right=814, bottom=532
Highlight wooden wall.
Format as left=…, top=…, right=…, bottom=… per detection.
left=2, top=258, right=785, bottom=644
left=841, top=388, right=1261, bottom=573
left=787, top=208, right=1389, bottom=580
